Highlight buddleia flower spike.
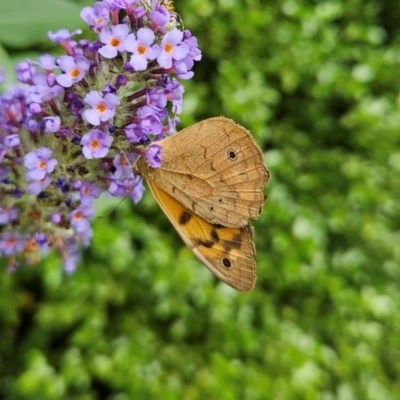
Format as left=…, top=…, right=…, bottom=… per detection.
left=0, top=0, right=201, bottom=272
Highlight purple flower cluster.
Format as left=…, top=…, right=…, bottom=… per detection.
left=0, top=0, right=201, bottom=273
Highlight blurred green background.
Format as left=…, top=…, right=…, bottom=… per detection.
left=1, top=0, right=400, bottom=398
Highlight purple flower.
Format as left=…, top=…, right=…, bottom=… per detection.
left=81, top=129, right=113, bottom=159
left=4, top=134, right=21, bottom=148
left=27, top=72, right=64, bottom=103
left=150, top=3, right=170, bottom=27
left=125, top=28, right=159, bottom=71
left=147, top=88, right=167, bottom=111
left=70, top=207, right=94, bottom=233
left=98, top=24, right=130, bottom=59
left=15, top=60, right=36, bottom=84
left=71, top=100, right=85, bottom=117
left=55, top=178, right=70, bottom=194
left=183, top=31, right=202, bottom=61
left=108, top=179, right=127, bottom=197
left=51, top=212, right=62, bottom=224
left=0, top=66, right=4, bottom=84
left=79, top=227, right=93, bottom=247
left=145, top=144, right=162, bottom=168
left=29, top=103, right=42, bottom=114
left=116, top=74, right=127, bottom=87
left=103, top=0, right=138, bottom=11
left=165, top=80, right=184, bottom=114
left=128, top=176, right=145, bottom=203
left=48, top=29, right=82, bottom=44
left=167, top=116, right=179, bottom=135
left=80, top=181, right=101, bottom=206
left=171, top=32, right=201, bottom=79
left=48, top=29, right=82, bottom=57
left=56, top=55, right=90, bottom=88
left=173, top=58, right=194, bottom=80
left=0, top=232, right=26, bottom=256
left=112, top=153, right=138, bottom=179
left=27, top=176, right=52, bottom=195
left=34, top=233, right=51, bottom=256
left=23, top=117, right=40, bottom=133
left=108, top=176, right=144, bottom=203
left=80, top=181, right=101, bottom=199
left=83, top=91, right=120, bottom=125
left=24, top=147, right=58, bottom=180
left=47, top=73, right=57, bottom=87
left=0, top=207, right=18, bottom=225
left=156, top=29, right=189, bottom=69
left=125, top=123, right=145, bottom=143
left=80, top=2, right=110, bottom=29
left=137, top=111, right=163, bottom=136
left=43, top=116, right=61, bottom=133
left=64, top=252, right=80, bottom=274
left=36, top=55, right=57, bottom=71
left=102, top=84, right=117, bottom=95
left=61, top=237, right=85, bottom=274
left=1, top=94, right=25, bottom=128
left=124, top=112, right=162, bottom=143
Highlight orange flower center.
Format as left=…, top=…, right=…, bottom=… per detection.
left=74, top=211, right=83, bottom=221
left=90, top=139, right=100, bottom=150
left=137, top=45, right=147, bottom=55
left=70, top=68, right=80, bottom=78
left=110, top=38, right=121, bottom=47
left=164, top=43, right=173, bottom=54
left=96, top=103, right=107, bottom=113
left=38, top=160, right=46, bottom=169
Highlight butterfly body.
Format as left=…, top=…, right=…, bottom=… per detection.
left=136, top=117, right=269, bottom=291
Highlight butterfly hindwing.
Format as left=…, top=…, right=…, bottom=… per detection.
left=147, top=180, right=256, bottom=291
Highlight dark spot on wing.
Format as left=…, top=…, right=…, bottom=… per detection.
left=179, top=211, right=191, bottom=225
left=210, top=228, right=219, bottom=242
left=223, top=233, right=242, bottom=252
left=194, top=239, right=215, bottom=248
left=227, top=149, right=237, bottom=161
left=222, top=258, right=232, bottom=268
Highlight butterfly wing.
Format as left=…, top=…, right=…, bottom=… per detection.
left=136, top=117, right=269, bottom=228
left=146, top=180, right=256, bottom=291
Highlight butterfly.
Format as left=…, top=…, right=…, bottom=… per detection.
left=135, top=117, right=269, bottom=291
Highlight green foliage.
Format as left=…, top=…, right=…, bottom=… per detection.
left=1, top=0, right=400, bottom=398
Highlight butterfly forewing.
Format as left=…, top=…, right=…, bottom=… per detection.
left=136, top=117, right=269, bottom=228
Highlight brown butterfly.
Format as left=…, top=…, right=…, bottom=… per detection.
left=136, top=117, right=269, bottom=291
